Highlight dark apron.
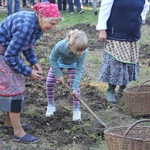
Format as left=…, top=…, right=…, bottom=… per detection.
left=0, top=43, right=25, bottom=96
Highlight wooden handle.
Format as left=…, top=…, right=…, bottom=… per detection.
left=63, top=83, right=107, bottom=128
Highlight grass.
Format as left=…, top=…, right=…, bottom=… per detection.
left=57, top=7, right=99, bottom=29
left=0, top=7, right=99, bottom=28
left=0, top=12, right=7, bottom=22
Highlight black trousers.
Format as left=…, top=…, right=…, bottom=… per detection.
left=22, top=0, right=27, bottom=6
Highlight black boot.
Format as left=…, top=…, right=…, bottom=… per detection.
left=107, top=83, right=117, bottom=103
left=117, top=85, right=126, bottom=97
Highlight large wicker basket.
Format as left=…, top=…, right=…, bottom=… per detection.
left=123, top=80, right=150, bottom=117
left=104, top=119, right=150, bottom=150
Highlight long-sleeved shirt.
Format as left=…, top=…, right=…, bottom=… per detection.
left=96, top=0, right=149, bottom=30
left=50, top=39, right=88, bottom=91
left=0, top=11, right=43, bottom=76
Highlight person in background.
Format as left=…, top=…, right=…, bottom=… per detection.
left=96, top=0, right=149, bottom=103
left=39, top=0, right=55, bottom=3
left=37, top=0, right=55, bottom=4
left=22, top=0, right=29, bottom=7
left=82, top=0, right=88, bottom=6
left=0, top=2, right=62, bottom=143
left=68, top=0, right=84, bottom=14
left=92, top=0, right=97, bottom=15
left=7, top=0, right=20, bottom=15
left=46, top=29, right=88, bottom=121
left=48, top=0, right=55, bottom=3
left=2, top=0, right=6, bottom=6
left=58, top=0, right=66, bottom=12
left=0, top=0, right=3, bottom=8
left=0, top=0, right=6, bottom=7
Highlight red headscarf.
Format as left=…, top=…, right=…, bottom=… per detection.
left=33, top=2, right=61, bottom=18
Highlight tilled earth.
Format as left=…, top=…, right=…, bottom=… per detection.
left=0, top=24, right=150, bottom=150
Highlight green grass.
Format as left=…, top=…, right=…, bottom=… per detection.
left=57, top=7, right=99, bottom=29
left=0, top=12, right=7, bottom=22
left=0, top=7, right=99, bottom=28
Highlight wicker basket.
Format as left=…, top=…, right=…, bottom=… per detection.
left=123, top=80, right=150, bottom=117
left=104, top=119, right=150, bottom=150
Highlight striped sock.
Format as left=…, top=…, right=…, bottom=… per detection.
left=73, top=100, right=80, bottom=111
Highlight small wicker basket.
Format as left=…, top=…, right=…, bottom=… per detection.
left=104, top=119, right=150, bottom=150
left=123, top=80, right=150, bottom=117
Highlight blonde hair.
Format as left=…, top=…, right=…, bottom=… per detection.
left=65, top=29, right=88, bottom=51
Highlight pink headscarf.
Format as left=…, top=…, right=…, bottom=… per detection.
left=33, top=2, right=61, bottom=18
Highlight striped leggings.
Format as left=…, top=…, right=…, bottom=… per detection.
left=46, top=68, right=81, bottom=109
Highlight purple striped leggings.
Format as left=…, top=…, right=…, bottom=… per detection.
left=46, top=68, right=81, bottom=109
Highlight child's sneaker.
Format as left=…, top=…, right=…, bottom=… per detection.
left=73, top=110, right=81, bottom=121
left=46, top=106, right=56, bottom=117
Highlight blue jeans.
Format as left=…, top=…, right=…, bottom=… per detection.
left=68, top=0, right=81, bottom=12
left=29, top=0, right=35, bottom=5
left=92, top=0, right=97, bottom=12
left=0, top=0, right=2, bottom=6
left=58, top=0, right=66, bottom=11
left=7, top=0, right=20, bottom=15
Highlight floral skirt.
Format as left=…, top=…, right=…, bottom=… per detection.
left=0, top=43, right=25, bottom=112
left=105, top=40, right=139, bottom=64
left=0, top=43, right=25, bottom=96
left=98, top=51, right=140, bottom=85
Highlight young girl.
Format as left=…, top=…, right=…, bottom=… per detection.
left=46, top=29, right=88, bottom=121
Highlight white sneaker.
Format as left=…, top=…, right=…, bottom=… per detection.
left=73, top=110, right=81, bottom=121
left=46, top=106, right=56, bottom=117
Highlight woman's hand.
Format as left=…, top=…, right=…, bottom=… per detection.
left=56, top=76, right=64, bottom=84
left=32, top=63, right=43, bottom=75
left=99, top=30, right=107, bottom=42
left=30, top=70, right=42, bottom=80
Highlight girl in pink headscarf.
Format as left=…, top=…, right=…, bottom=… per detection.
left=0, top=2, right=62, bottom=143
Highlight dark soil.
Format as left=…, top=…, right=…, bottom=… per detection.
left=0, top=24, right=150, bottom=150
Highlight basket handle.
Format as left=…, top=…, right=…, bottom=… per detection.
left=135, top=80, right=150, bottom=92
left=123, top=119, right=150, bottom=137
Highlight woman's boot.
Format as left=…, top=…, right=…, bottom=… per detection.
left=107, top=83, right=117, bottom=103
left=117, top=85, right=126, bottom=97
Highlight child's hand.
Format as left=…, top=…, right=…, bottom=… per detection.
left=56, top=76, right=64, bottom=84
left=70, top=90, right=78, bottom=97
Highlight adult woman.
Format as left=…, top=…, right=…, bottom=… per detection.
left=96, top=0, right=149, bottom=103
left=0, top=2, right=62, bottom=143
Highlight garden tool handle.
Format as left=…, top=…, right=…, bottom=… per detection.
left=63, top=83, right=107, bottom=128
left=123, top=119, right=150, bottom=137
